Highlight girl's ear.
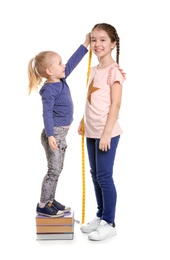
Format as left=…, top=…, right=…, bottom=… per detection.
left=46, top=67, right=53, bottom=75
left=111, top=42, right=116, bottom=50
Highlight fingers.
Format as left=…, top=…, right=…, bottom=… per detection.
left=99, top=142, right=110, bottom=152
left=99, top=144, right=109, bottom=152
left=48, top=137, right=58, bottom=150
left=50, top=143, right=58, bottom=150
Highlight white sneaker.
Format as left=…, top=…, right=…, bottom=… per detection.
left=88, top=220, right=117, bottom=241
left=80, top=217, right=101, bottom=233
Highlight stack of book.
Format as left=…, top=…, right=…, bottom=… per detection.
left=36, top=210, right=74, bottom=240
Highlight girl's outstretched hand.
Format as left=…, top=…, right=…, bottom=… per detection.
left=83, top=33, right=91, bottom=48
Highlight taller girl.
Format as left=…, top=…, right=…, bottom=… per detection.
left=78, top=23, right=126, bottom=241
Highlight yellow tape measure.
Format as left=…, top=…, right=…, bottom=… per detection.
left=81, top=117, right=85, bottom=224
left=81, top=49, right=92, bottom=224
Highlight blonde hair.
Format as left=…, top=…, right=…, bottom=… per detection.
left=27, top=51, right=57, bottom=95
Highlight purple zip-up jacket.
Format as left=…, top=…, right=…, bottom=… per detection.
left=39, top=44, right=88, bottom=137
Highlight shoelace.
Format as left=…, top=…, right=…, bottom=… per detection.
left=89, top=218, right=100, bottom=224
left=96, top=221, right=108, bottom=231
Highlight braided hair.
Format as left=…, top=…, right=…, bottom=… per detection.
left=92, top=23, right=120, bottom=64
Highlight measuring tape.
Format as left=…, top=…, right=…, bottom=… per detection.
left=81, top=117, right=85, bottom=224
left=81, top=49, right=92, bottom=224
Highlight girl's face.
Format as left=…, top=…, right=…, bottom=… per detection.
left=90, top=29, right=115, bottom=58
left=46, top=53, right=66, bottom=80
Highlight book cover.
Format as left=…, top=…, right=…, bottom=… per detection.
left=36, top=224, right=74, bottom=234
left=36, top=210, right=74, bottom=226
left=36, top=232, right=74, bottom=240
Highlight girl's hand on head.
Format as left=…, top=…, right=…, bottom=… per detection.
left=48, top=136, right=58, bottom=150
left=86, top=32, right=91, bottom=42
left=83, top=33, right=91, bottom=48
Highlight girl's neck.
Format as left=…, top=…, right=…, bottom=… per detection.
left=97, top=57, right=115, bottom=69
left=46, top=78, right=60, bottom=83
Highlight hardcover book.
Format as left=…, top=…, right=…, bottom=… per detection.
left=36, top=210, right=74, bottom=226
left=36, top=224, right=74, bottom=233
left=36, top=233, right=74, bottom=240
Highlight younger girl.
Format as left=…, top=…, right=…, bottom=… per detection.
left=78, top=23, right=126, bottom=239
left=28, top=34, right=90, bottom=217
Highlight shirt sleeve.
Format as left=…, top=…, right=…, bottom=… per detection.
left=107, top=65, right=126, bottom=86
left=65, top=45, right=88, bottom=78
left=41, top=86, right=56, bottom=137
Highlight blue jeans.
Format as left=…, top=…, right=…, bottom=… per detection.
left=86, top=135, right=120, bottom=223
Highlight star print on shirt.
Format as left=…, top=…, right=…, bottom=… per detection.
left=87, top=78, right=100, bottom=104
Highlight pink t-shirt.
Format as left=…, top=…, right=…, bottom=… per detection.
left=84, top=63, right=126, bottom=138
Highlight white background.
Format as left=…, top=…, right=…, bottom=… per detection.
left=0, top=0, right=170, bottom=259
